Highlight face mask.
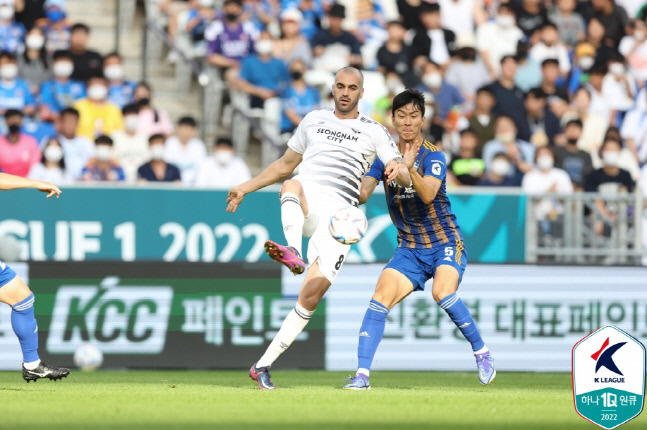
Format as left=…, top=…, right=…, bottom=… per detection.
left=423, top=72, right=442, bottom=88
left=26, top=34, right=45, bottom=50
left=602, top=151, right=620, bottom=167
left=578, top=56, right=595, bottom=70
left=96, top=145, right=112, bottom=161
left=46, top=9, right=65, bottom=23
left=0, top=5, right=14, bottom=20
left=609, top=63, right=625, bottom=76
left=537, top=155, right=554, bottom=171
left=491, top=158, right=511, bottom=176
left=635, top=30, right=646, bottom=41
left=255, top=40, right=273, bottom=55
left=124, top=115, right=138, bottom=132
left=87, top=84, right=107, bottom=101
left=225, top=12, right=238, bottom=22
left=214, top=150, right=234, bottom=165
left=198, top=0, right=213, bottom=6
left=496, top=15, right=515, bottom=28
left=150, top=144, right=165, bottom=160
left=496, top=131, right=516, bottom=144
left=0, top=64, right=18, bottom=80
left=7, top=123, right=20, bottom=134
left=385, top=78, right=402, bottom=93
left=53, top=61, right=73, bottom=78
left=290, top=70, right=303, bottom=80
left=103, top=64, right=124, bottom=81
left=44, top=145, right=64, bottom=163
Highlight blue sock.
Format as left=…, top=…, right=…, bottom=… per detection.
left=11, top=293, right=39, bottom=363
left=438, top=293, right=485, bottom=352
left=357, top=299, right=389, bottom=372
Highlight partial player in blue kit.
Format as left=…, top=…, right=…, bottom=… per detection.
left=0, top=172, right=70, bottom=382
left=344, top=89, right=495, bottom=390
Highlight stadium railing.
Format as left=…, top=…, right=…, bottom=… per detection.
left=525, top=191, right=644, bottom=265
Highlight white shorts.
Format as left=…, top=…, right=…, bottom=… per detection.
left=295, top=177, right=351, bottom=283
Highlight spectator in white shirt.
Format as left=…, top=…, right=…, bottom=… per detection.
left=619, top=19, right=647, bottom=83
left=476, top=3, right=523, bottom=79
left=55, top=107, right=95, bottom=180
left=28, top=136, right=74, bottom=184
left=195, top=137, right=251, bottom=188
left=620, top=88, right=647, bottom=164
left=439, top=0, right=486, bottom=35
left=111, top=104, right=150, bottom=183
left=164, top=116, right=207, bottom=185
left=529, top=22, right=572, bottom=76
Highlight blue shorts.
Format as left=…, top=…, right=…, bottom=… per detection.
left=384, top=244, right=467, bottom=291
left=0, top=260, right=17, bottom=288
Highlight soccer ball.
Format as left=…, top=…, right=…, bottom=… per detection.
left=329, top=206, right=368, bottom=245
left=73, top=343, right=104, bottom=371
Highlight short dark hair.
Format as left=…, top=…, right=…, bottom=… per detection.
left=60, top=107, right=80, bottom=118
left=540, top=22, right=558, bottom=31
left=459, top=128, right=478, bottom=138
left=541, top=58, right=559, bottom=68
left=0, top=51, right=17, bottom=62
left=498, top=3, right=515, bottom=15
left=4, top=109, right=22, bottom=119
left=149, top=133, right=165, bottom=144
left=420, top=2, right=440, bottom=13
left=476, top=85, right=495, bottom=97
left=122, top=103, right=139, bottom=116
left=525, top=87, right=546, bottom=99
left=565, top=119, right=583, bottom=129
left=391, top=88, right=426, bottom=118
left=95, top=135, right=113, bottom=146
left=104, top=51, right=121, bottom=61
left=178, top=116, right=197, bottom=127
left=215, top=137, right=233, bottom=147
left=500, top=55, right=516, bottom=65
left=599, top=137, right=623, bottom=157
left=52, top=50, right=73, bottom=61
left=588, top=62, right=608, bottom=76
left=71, top=23, right=90, bottom=33
left=534, top=145, right=555, bottom=163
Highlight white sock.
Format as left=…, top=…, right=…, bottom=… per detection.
left=257, top=303, right=313, bottom=368
left=23, top=359, right=41, bottom=370
left=357, top=368, right=370, bottom=377
left=474, top=346, right=489, bottom=355
left=280, top=192, right=304, bottom=256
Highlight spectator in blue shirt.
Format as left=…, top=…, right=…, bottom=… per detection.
left=237, top=31, right=290, bottom=108
left=103, top=52, right=137, bottom=109
left=417, top=61, right=464, bottom=120
left=281, top=0, right=323, bottom=41
left=186, top=0, right=216, bottom=43
left=243, top=0, right=277, bottom=32
left=0, top=51, right=35, bottom=115
left=81, top=134, right=125, bottom=182
left=280, top=58, right=319, bottom=133
left=0, top=0, right=25, bottom=54
left=39, top=50, right=85, bottom=120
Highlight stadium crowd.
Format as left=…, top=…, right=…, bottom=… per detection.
left=0, top=0, right=645, bottom=200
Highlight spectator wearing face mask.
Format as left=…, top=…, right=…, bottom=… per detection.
left=0, top=0, right=25, bottom=54
left=35, top=0, right=70, bottom=52
left=549, top=0, right=586, bottom=50
left=28, top=136, right=73, bottom=184
left=164, top=116, right=206, bottom=186
left=530, top=23, right=571, bottom=76
left=476, top=3, right=523, bottom=79
left=619, top=19, right=647, bottom=83
left=133, top=81, right=173, bottom=137
left=482, top=115, right=535, bottom=175
left=468, top=86, right=497, bottom=156
left=449, top=128, right=485, bottom=186
left=280, top=58, right=319, bottom=134
left=111, top=104, right=149, bottom=183
left=445, top=33, right=489, bottom=107
left=477, top=152, right=522, bottom=186
left=417, top=60, right=464, bottom=122
left=103, top=52, right=137, bottom=109
left=237, top=30, right=290, bottom=109
left=73, top=75, right=124, bottom=139
left=18, top=26, right=51, bottom=95
left=55, top=107, right=94, bottom=180
left=554, top=119, right=593, bottom=190
left=81, top=134, right=125, bottom=182
left=568, top=41, right=597, bottom=95
left=137, top=133, right=181, bottom=183
left=0, top=109, right=40, bottom=176
left=194, top=137, right=251, bottom=188
left=590, top=127, right=640, bottom=180
left=0, top=51, right=36, bottom=116
left=522, top=146, right=573, bottom=202
left=38, top=50, right=85, bottom=120
left=69, top=23, right=103, bottom=82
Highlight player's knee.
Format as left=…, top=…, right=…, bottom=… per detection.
left=281, top=179, right=302, bottom=196
left=432, top=284, right=455, bottom=303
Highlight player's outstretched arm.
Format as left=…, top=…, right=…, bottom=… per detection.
left=384, top=158, right=411, bottom=188
left=226, top=148, right=303, bottom=213
left=0, top=173, right=62, bottom=198
left=359, top=177, right=379, bottom=205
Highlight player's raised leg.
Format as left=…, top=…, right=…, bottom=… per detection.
left=0, top=272, right=70, bottom=382
left=432, top=265, right=495, bottom=385
left=264, top=179, right=308, bottom=275
left=344, top=268, right=414, bottom=390
left=250, top=260, right=331, bottom=389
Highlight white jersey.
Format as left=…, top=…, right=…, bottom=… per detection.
left=288, top=109, right=401, bottom=206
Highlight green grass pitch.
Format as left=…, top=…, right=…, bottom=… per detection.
left=0, top=370, right=644, bottom=429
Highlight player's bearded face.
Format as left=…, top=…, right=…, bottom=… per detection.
left=332, top=77, right=363, bottom=114
left=393, top=103, right=423, bottom=142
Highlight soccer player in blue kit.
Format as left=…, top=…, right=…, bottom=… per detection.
left=344, top=89, right=495, bottom=390
left=0, top=173, right=70, bottom=382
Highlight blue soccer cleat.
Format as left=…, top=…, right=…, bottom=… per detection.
left=475, top=351, right=496, bottom=385
left=249, top=363, right=276, bottom=390
left=343, top=373, right=371, bottom=390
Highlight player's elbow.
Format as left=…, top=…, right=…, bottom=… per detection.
left=419, top=192, right=436, bottom=205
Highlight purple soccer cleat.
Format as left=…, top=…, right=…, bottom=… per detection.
left=264, top=240, right=305, bottom=275
left=475, top=351, right=496, bottom=385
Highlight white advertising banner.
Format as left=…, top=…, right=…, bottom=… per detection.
left=284, top=264, right=647, bottom=372
left=0, top=263, right=28, bottom=370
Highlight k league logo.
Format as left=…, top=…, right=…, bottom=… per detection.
left=572, top=325, right=646, bottom=429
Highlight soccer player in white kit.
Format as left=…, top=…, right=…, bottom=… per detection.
left=226, top=67, right=410, bottom=389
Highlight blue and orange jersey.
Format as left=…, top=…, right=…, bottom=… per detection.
left=365, top=139, right=464, bottom=250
